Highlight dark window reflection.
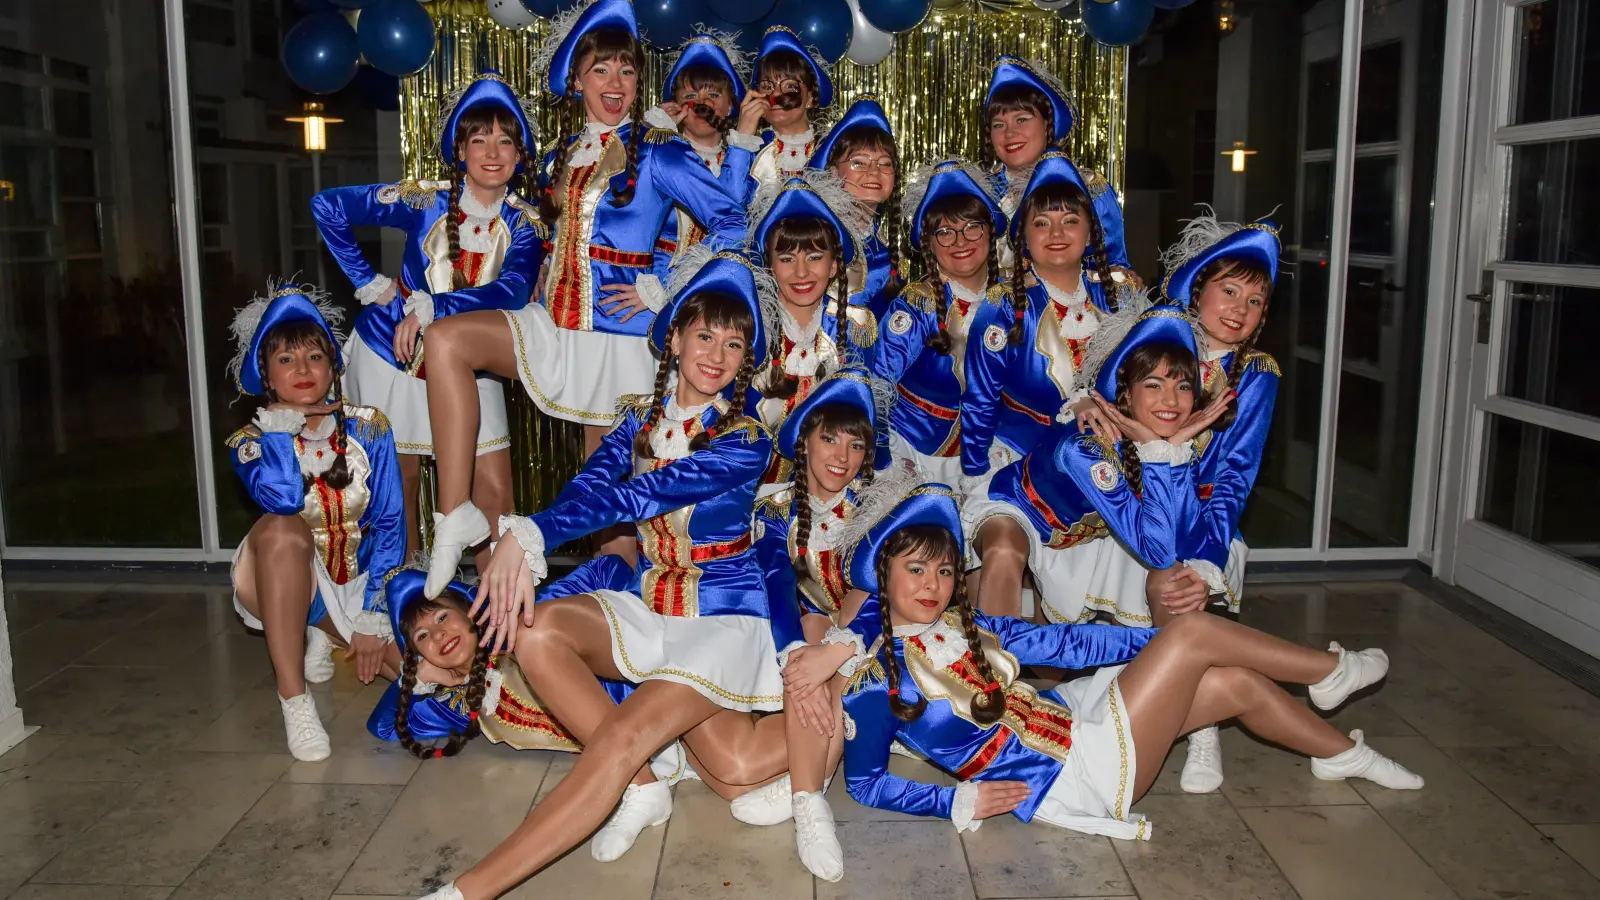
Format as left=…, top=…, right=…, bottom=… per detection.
left=1506, top=139, right=1600, bottom=266
left=1356, top=42, right=1403, bottom=144
left=1349, top=156, right=1395, bottom=255
left=1503, top=283, right=1600, bottom=420
left=1513, top=0, right=1600, bottom=125
left=1481, top=416, right=1600, bottom=573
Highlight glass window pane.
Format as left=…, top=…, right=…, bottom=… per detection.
left=1349, top=156, right=1396, bottom=255
left=52, top=89, right=93, bottom=140
left=1501, top=283, right=1600, bottom=419
left=1513, top=0, right=1600, bottom=125
left=1478, top=416, right=1600, bottom=575
left=0, top=82, right=44, bottom=129
left=1506, top=138, right=1600, bottom=265
left=1356, top=42, right=1403, bottom=144
left=1305, top=57, right=1340, bottom=152
left=1301, top=160, right=1334, bottom=251
left=0, top=0, right=198, bottom=547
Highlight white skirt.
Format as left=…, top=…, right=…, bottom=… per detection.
left=342, top=335, right=510, bottom=457
left=230, top=542, right=367, bottom=642
left=1033, top=665, right=1151, bottom=840
left=589, top=590, right=785, bottom=712
left=962, top=496, right=1153, bottom=626
left=890, top=431, right=964, bottom=488
left=503, top=305, right=657, bottom=426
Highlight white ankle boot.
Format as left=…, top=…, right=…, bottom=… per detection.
left=426, top=502, right=490, bottom=598
left=416, top=883, right=463, bottom=900
left=1308, top=642, right=1390, bottom=710
left=591, top=781, right=673, bottom=862
left=792, top=791, right=843, bottom=882
left=730, top=773, right=793, bottom=826
left=303, top=626, right=336, bottom=684
left=1180, top=725, right=1225, bottom=794
left=280, top=692, right=331, bottom=762
left=1312, top=729, right=1424, bottom=789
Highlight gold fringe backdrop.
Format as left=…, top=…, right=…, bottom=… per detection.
left=403, top=0, right=1126, bottom=529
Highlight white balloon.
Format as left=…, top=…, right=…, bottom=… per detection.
left=1034, top=0, right=1075, bottom=10
left=844, top=0, right=895, bottom=66
left=487, top=0, right=538, bottom=30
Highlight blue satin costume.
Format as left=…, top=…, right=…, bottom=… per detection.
left=754, top=482, right=862, bottom=622
left=808, top=98, right=898, bottom=324
left=741, top=26, right=835, bottom=203
left=994, top=165, right=1128, bottom=270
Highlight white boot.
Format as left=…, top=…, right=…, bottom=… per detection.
left=591, top=781, right=673, bottom=862
left=426, top=502, right=491, bottom=598
left=792, top=791, right=843, bottom=882
left=730, top=773, right=793, bottom=826
left=303, top=626, right=336, bottom=684
left=1179, top=725, right=1225, bottom=794
left=1311, top=729, right=1424, bottom=789
left=1308, top=642, right=1390, bottom=710
left=280, top=692, right=331, bottom=762
left=416, top=884, right=463, bottom=900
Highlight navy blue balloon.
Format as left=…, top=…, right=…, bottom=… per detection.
left=770, top=0, right=852, bottom=63
left=1082, top=0, right=1155, bottom=47
left=1150, top=0, right=1197, bottom=8
left=700, top=15, right=764, bottom=55
left=636, top=0, right=709, bottom=49
left=523, top=0, right=561, bottom=15
left=706, top=0, right=774, bottom=25
left=859, top=0, right=929, bottom=34
left=354, top=66, right=400, bottom=111
left=282, top=12, right=360, bottom=94
left=358, top=0, right=437, bottom=76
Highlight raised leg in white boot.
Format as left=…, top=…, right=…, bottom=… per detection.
left=425, top=501, right=490, bottom=598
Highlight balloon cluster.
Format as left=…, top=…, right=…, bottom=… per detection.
left=283, top=0, right=439, bottom=95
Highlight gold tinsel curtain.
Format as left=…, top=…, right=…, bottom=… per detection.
left=404, top=0, right=1126, bottom=524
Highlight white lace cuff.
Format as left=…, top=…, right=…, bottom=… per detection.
left=1054, top=388, right=1091, bottom=424
left=821, top=627, right=869, bottom=677
left=727, top=130, right=763, bottom=152
left=634, top=274, right=670, bottom=312
left=1134, top=440, right=1194, bottom=466
left=404, top=290, right=435, bottom=329
left=774, top=640, right=809, bottom=672
left=355, top=274, right=394, bottom=306
left=1183, top=558, right=1229, bottom=595
left=351, top=609, right=395, bottom=643
left=497, top=515, right=549, bottom=587
left=951, top=781, right=983, bottom=833
left=254, top=407, right=306, bottom=434
left=644, top=105, right=677, bottom=131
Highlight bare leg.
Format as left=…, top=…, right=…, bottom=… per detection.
left=398, top=454, right=422, bottom=559
left=974, top=517, right=1028, bottom=618
left=234, top=514, right=315, bottom=698
left=422, top=312, right=520, bottom=518
left=453, top=681, right=719, bottom=900
left=585, top=424, right=639, bottom=565
left=470, top=448, right=514, bottom=572
left=787, top=613, right=846, bottom=794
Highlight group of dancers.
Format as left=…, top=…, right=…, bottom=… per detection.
left=222, top=2, right=1423, bottom=897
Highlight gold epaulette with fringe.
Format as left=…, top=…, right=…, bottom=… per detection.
left=1245, top=351, right=1282, bottom=377
left=614, top=392, right=654, bottom=422
left=754, top=488, right=793, bottom=524
left=504, top=194, right=550, bottom=240
left=984, top=283, right=1013, bottom=309
left=712, top=413, right=769, bottom=446
left=225, top=424, right=262, bottom=449
left=898, top=281, right=940, bottom=315
left=378, top=179, right=445, bottom=211
left=844, top=654, right=887, bottom=696
left=1083, top=167, right=1112, bottom=200
left=344, top=404, right=392, bottom=442
left=643, top=127, right=678, bottom=145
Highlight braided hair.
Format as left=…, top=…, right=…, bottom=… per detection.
left=982, top=83, right=1059, bottom=170
left=1111, top=340, right=1205, bottom=500
left=919, top=193, right=998, bottom=355
left=789, top=403, right=875, bottom=580
left=1008, top=180, right=1115, bottom=348
left=544, top=28, right=645, bottom=220
left=1190, top=257, right=1274, bottom=430
left=634, top=291, right=760, bottom=460
left=826, top=127, right=904, bottom=300
left=257, top=319, right=353, bottom=492
left=761, top=217, right=849, bottom=402
left=394, top=588, right=492, bottom=760
left=448, top=106, right=537, bottom=291
left=671, top=65, right=740, bottom=134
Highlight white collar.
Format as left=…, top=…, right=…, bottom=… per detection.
left=948, top=280, right=986, bottom=304
left=780, top=305, right=824, bottom=348
left=584, top=117, right=628, bottom=138
left=810, top=488, right=848, bottom=516
left=775, top=127, right=815, bottom=147
left=892, top=621, right=938, bottom=638
left=301, top=414, right=337, bottom=441
left=663, top=394, right=715, bottom=422
left=1040, top=274, right=1089, bottom=308
left=1203, top=346, right=1231, bottom=363
left=688, top=137, right=724, bottom=159
left=457, top=185, right=506, bottom=220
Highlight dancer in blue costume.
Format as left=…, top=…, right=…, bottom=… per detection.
left=831, top=481, right=1419, bottom=859
left=421, top=0, right=749, bottom=590
left=873, top=158, right=1006, bottom=485
left=416, top=252, right=804, bottom=900
left=224, top=281, right=405, bottom=762
left=313, top=70, right=543, bottom=561
left=983, top=55, right=1134, bottom=284
left=810, top=96, right=901, bottom=323
left=737, top=26, right=835, bottom=198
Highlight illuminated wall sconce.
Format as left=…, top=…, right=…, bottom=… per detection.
left=285, top=101, right=343, bottom=152
left=1222, top=140, right=1257, bottom=173
left=1218, top=0, right=1236, bottom=34
left=0, top=180, right=13, bottom=202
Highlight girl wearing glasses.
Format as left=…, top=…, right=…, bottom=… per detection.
left=872, top=159, right=1006, bottom=486
left=736, top=26, right=834, bottom=198
left=812, top=97, right=902, bottom=327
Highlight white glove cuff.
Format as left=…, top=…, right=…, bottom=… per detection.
left=952, top=781, right=983, bottom=833
left=497, top=515, right=549, bottom=587
left=355, top=274, right=395, bottom=306
left=821, top=627, right=869, bottom=678
left=351, top=609, right=395, bottom=643
left=1183, top=558, right=1229, bottom=595
left=726, top=130, right=763, bottom=152
left=634, top=274, right=670, bottom=313
left=404, top=291, right=435, bottom=329
left=254, top=408, right=306, bottom=434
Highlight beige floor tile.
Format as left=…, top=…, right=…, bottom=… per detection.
left=8, top=620, right=127, bottom=690
left=8, top=887, right=175, bottom=900
left=3, top=586, right=99, bottom=633
left=819, top=821, right=974, bottom=900
left=827, top=754, right=955, bottom=822
left=961, top=812, right=1132, bottom=898
left=336, top=743, right=553, bottom=896
left=0, top=733, right=159, bottom=784
left=33, top=753, right=288, bottom=886
left=1478, top=686, right=1600, bottom=761
left=1538, top=824, right=1600, bottom=881
left=1442, top=745, right=1600, bottom=824
left=1351, top=737, right=1600, bottom=900
left=1114, top=794, right=1298, bottom=900
left=649, top=780, right=810, bottom=900
left=281, top=681, right=422, bottom=786
left=1368, top=660, right=1537, bottom=748
left=1317, top=690, right=1420, bottom=739
left=1218, top=729, right=1366, bottom=807
left=185, top=681, right=347, bottom=754
left=0, top=780, right=136, bottom=897
left=166, top=783, right=400, bottom=900
left=1238, top=805, right=1456, bottom=900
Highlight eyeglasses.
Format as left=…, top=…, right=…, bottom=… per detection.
left=846, top=156, right=895, bottom=174
left=756, top=79, right=804, bottom=95
left=932, top=221, right=990, bottom=247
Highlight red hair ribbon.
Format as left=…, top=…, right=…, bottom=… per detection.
left=468, top=710, right=479, bottom=721
left=433, top=748, right=445, bottom=758
left=983, top=680, right=1000, bottom=692
left=887, top=688, right=900, bottom=697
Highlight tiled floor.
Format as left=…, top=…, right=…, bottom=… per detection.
left=3, top=578, right=1600, bottom=900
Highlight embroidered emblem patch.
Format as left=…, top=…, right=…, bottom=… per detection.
left=983, top=324, right=1007, bottom=352
left=1090, top=460, right=1118, bottom=492
left=238, top=440, right=262, bottom=463
left=376, top=184, right=401, bottom=205
left=887, top=310, right=913, bottom=335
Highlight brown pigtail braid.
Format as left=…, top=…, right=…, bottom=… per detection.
left=1213, top=323, right=1263, bottom=430
left=394, top=651, right=425, bottom=758
left=447, top=172, right=467, bottom=290
left=921, top=240, right=952, bottom=355
left=611, top=90, right=645, bottom=208
left=1118, top=437, right=1143, bottom=500
left=790, top=431, right=813, bottom=579
left=633, top=330, right=677, bottom=459
left=1007, top=240, right=1029, bottom=348
left=987, top=235, right=1002, bottom=290
left=1085, top=205, right=1116, bottom=313
left=834, top=265, right=850, bottom=352
left=955, top=588, right=1005, bottom=725
left=878, top=589, right=927, bottom=722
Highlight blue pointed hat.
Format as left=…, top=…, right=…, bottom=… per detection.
left=1007, top=149, right=1092, bottom=244
left=539, top=0, right=639, bottom=98
left=386, top=568, right=477, bottom=653
left=756, top=26, right=834, bottom=108
left=650, top=250, right=772, bottom=368
left=987, top=56, right=1076, bottom=143
left=750, top=175, right=861, bottom=266
left=776, top=366, right=881, bottom=460
left=1161, top=220, right=1281, bottom=307
left=807, top=97, right=892, bottom=169
left=228, top=281, right=346, bottom=396
left=1092, top=304, right=1202, bottom=400
left=666, top=32, right=749, bottom=102
left=904, top=158, right=1006, bottom=251
left=437, top=71, right=537, bottom=171
left=841, top=475, right=963, bottom=597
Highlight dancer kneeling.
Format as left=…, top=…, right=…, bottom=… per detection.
left=838, top=482, right=1422, bottom=843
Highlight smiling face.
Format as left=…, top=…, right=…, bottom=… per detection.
left=407, top=598, right=480, bottom=671
left=261, top=322, right=335, bottom=406
left=573, top=38, right=639, bottom=126
left=802, top=408, right=871, bottom=496
left=767, top=219, right=841, bottom=318
left=880, top=526, right=962, bottom=628
left=830, top=129, right=896, bottom=207
left=987, top=92, right=1052, bottom=171
left=673, top=68, right=734, bottom=145
left=669, top=308, right=750, bottom=406
left=1024, top=201, right=1090, bottom=279
left=1121, top=350, right=1200, bottom=440
left=457, top=114, right=520, bottom=194
left=1192, top=259, right=1271, bottom=352
left=755, top=51, right=818, bottom=134
left=928, top=213, right=992, bottom=287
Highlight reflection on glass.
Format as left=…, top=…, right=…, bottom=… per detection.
left=1301, top=161, right=1334, bottom=249
left=1480, top=416, right=1600, bottom=574
left=1349, top=156, right=1396, bottom=255
left=1513, top=0, right=1600, bottom=125
left=1295, top=261, right=1329, bottom=352
left=1356, top=42, right=1403, bottom=144
left=1506, top=139, right=1600, bottom=266
left=1502, top=283, right=1600, bottom=420
left=0, top=1, right=199, bottom=546
left=1305, top=57, right=1340, bottom=152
